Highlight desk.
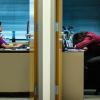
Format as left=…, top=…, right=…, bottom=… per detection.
left=0, top=49, right=34, bottom=92
left=62, top=51, right=84, bottom=100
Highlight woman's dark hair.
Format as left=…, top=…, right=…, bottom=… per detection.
left=73, top=32, right=87, bottom=46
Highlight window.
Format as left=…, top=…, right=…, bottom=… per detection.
left=0, top=0, right=34, bottom=40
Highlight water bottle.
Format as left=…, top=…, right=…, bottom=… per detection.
left=12, top=31, right=16, bottom=42
left=68, top=40, right=73, bottom=47
left=66, top=39, right=73, bottom=48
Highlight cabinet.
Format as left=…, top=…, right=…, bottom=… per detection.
left=0, top=52, right=33, bottom=92
left=62, top=51, right=84, bottom=100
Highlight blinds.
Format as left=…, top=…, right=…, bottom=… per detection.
left=0, top=0, right=30, bottom=39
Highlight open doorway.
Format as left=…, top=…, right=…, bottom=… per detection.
left=62, top=0, right=100, bottom=99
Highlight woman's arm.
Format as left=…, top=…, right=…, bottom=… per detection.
left=75, top=37, right=94, bottom=49
left=1, top=43, right=13, bottom=48
left=1, top=43, right=23, bottom=49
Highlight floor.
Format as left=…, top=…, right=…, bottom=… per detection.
left=85, top=99, right=100, bottom=100
left=0, top=97, right=100, bottom=100
left=84, top=95, right=100, bottom=100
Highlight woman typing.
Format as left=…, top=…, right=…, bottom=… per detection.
left=0, top=35, right=23, bottom=49
left=0, top=21, right=23, bottom=49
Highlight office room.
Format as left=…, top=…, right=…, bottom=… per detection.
left=0, top=0, right=35, bottom=100
left=62, top=0, right=100, bottom=99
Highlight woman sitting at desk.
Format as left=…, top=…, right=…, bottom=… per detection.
left=0, top=31, right=23, bottom=49
left=0, top=35, right=22, bottom=48
left=73, top=31, right=100, bottom=94
left=0, top=21, right=23, bottom=48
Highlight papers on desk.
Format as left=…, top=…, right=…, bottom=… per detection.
left=0, top=48, right=29, bottom=51
left=66, top=49, right=85, bottom=52
left=3, top=49, right=12, bottom=51
left=15, top=48, right=28, bottom=51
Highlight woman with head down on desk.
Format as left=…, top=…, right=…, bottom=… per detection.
left=73, top=31, right=100, bottom=94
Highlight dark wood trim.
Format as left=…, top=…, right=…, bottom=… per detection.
left=0, top=92, right=34, bottom=98
left=0, top=50, right=30, bottom=53
left=56, top=0, right=62, bottom=99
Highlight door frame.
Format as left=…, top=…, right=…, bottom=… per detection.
left=55, top=0, right=62, bottom=100
left=33, top=0, right=38, bottom=99
left=29, top=0, right=38, bottom=99
left=30, top=0, right=63, bottom=99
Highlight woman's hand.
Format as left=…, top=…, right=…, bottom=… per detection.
left=74, top=45, right=76, bottom=48
left=74, top=45, right=88, bottom=50
left=83, top=47, right=88, bottom=50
